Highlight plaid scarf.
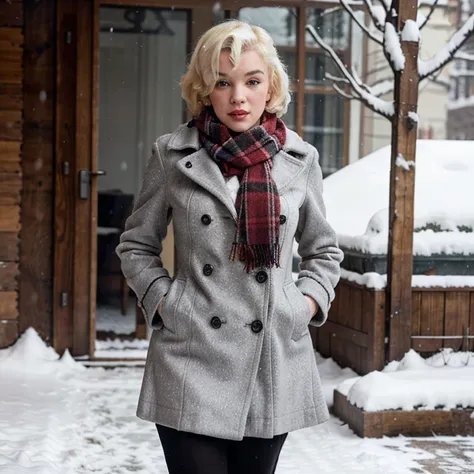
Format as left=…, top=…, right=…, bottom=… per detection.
left=192, top=107, right=286, bottom=272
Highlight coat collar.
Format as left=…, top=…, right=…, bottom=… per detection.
left=168, top=123, right=309, bottom=221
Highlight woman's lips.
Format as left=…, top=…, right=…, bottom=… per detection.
left=229, top=111, right=249, bottom=121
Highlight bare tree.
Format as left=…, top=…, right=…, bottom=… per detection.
left=307, top=0, right=474, bottom=121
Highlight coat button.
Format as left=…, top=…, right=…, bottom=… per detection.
left=251, top=320, right=263, bottom=333
left=255, top=271, right=268, bottom=283
left=210, top=316, right=222, bottom=329
left=203, top=263, right=214, bottom=276
left=279, top=215, right=287, bottom=225
left=185, top=161, right=192, bottom=168
left=201, top=214, right=212, bottom=225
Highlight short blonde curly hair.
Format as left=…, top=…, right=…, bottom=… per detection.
left=181, top=20, right=291, bottom=118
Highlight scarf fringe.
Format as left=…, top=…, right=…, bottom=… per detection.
left=230, top=242, right=281, bottom=273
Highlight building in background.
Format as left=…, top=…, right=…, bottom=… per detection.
left=447, top=0, right=474, bottom=139
left=361, top=1, right=457, bottom=157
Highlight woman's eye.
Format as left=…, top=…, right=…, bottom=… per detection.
left=248, top=79, right=260, bottom=86
left=216, top=80, right=229, bottom=88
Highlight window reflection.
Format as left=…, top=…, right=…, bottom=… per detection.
left=304, top=94, right=344, bottom=176
left=305, top=8, right=350, bottom=50
left=239, top=7, right=296, bottom=47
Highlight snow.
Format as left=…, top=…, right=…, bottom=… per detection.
left=418, top=12, right=474, bottom=79
left=384, top=23, right=405, bottom=71
left=401, top=20, right=420, bottom=42
left=339, top=349, right=474, bottom=412
left=340, top=268, right=474, bottom=289
left=395, top=153, right=416, bottom=171
left=407, top=111, right=419, bottom=123
left=2, top=329, right=474, bottom=473
left=322, top=140, right=474, bottom=256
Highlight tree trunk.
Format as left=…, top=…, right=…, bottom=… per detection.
left=386, top=0, right=419, bottom=361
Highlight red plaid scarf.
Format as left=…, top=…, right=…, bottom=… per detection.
left=192, top=107, right=286, bottom=272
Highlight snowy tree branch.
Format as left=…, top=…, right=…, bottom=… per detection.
left=418, top=0, right=440, bottom=30
left=340, top=0, right=383, bottom=45
left=454, top=51, right=474, bottom=62
left=362, top=0, right=385, bottom=32
left=306, top=24, right=394, bottom=119
left=419, top=13, right=474, bottom=80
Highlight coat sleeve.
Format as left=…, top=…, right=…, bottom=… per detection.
left=294, top=146, right=344, bottom=327
left=116, top=138, right=172, bottom=330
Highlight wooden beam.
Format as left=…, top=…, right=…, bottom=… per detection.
left=0, top=291, right=17, bottom=319
left=0, top=232, right=19, bottom=260
left=0, top=320, right=18, bottom=347
left=73, top=0, right=93, bottom=357
left=386, top=0, right=419, bottom=361
left=296, top=5, right=305, bottom=137
left=53, top=0, right=75, bottom=354
left=21, top=0, right=55, bottom=345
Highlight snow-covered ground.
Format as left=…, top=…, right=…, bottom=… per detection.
left=1, top=329, right=474, bottom=473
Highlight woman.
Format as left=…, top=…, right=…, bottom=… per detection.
left=117, top=20, right=343, bottom=474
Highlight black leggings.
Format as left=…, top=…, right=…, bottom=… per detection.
left=156, top=424, right=288, bottom=474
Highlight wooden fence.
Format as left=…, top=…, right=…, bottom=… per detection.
left=310, top=278, right=474, bottom=375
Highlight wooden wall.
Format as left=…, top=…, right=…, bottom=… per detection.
left=0, top=1, right=23, bottom=346
left=0, top=1, right=56, bottom=349
left=312, top=279, right=474, bottom=375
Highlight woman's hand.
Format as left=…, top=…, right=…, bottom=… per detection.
left=304, top=295, right=319, bottom=317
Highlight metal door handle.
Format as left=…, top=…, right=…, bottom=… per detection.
left=91, top=170, right=107, bottom=177
left=79, top=169, right=107, bottom=200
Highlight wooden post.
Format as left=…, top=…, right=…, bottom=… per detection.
left=386, top=0, right=419, bottom=361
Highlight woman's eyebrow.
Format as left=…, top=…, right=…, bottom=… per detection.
left=217, top=70, right=265, bottom=77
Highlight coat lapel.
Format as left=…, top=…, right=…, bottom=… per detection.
left=176, top=149, right=238, bottom=221
left=169, top=123, right=310, bottom=219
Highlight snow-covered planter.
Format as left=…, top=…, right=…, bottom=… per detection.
left=332, top=349, right=474, bottom=438
left=303, top=140, right=474, bottom=376
left=323, top=139, right=474, bottom=279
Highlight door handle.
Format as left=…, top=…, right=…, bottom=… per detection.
left=79, top=169, right=107, bottom=200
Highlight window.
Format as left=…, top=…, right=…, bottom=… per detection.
left=237, top=6, right=351, bottom=176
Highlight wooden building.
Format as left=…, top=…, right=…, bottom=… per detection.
left=0, top=0, right=358, bottom=357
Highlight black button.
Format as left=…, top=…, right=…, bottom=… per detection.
left=210, top=316, right=222, bottom=329
left=251, top=320, right=263, bottom=333
left=201, top=214, right=212, bottom=225
left=279, top=215, right=287, bottom=225
left=203, top=264, right=214, bottom=276
left=255, top=271, right=268, bottom=283
left=185, top=161, right=192, bottom=168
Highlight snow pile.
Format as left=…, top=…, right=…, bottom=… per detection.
left=0, top=327, right=85, bottom=376
left=0, top=329, right=85, bottom=474
left=322, top=140, right=474, bottom=256
left=338, top=349, right=474, bottom=412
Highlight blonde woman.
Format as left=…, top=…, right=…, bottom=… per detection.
left=117, top=20, right=343, bottom=474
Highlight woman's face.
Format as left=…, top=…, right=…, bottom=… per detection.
left=208, top=49, right=272, bottom=133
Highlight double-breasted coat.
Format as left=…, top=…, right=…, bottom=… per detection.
left=116, top=123, right=343, bottom=441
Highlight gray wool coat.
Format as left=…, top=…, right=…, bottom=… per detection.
left=116, top=123, right=343, bottom=441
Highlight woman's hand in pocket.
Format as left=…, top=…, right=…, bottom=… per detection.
left=304, top=295, right=318, bottom=317
left=157, top=296, right=165, bottom=314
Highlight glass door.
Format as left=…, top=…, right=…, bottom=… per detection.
left=94, top=6, right=188, bottom=353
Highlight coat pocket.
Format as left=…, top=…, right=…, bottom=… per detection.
left=283, top=282, right=312, bottom=341
left=159, top=278, right=186, bottom=334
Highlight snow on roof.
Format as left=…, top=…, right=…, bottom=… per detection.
left=323, top=140, right=474, bottom=256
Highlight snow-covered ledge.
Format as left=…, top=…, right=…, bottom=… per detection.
left=341, top=269, right=474, bottom=290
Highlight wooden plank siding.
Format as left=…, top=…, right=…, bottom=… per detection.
left=19, top=0, right=55, bottom=346
left=312, top=279, right=474, bottom=375
left=0, top=14, right=22, bottom=347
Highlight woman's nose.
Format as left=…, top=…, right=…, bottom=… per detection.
left=230, top=85, right=245, bottom=104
